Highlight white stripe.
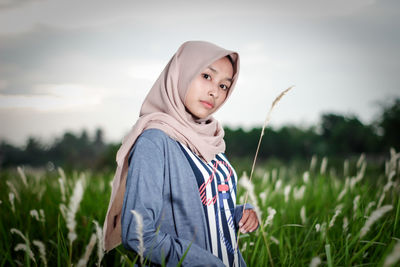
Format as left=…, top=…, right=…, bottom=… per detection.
left=180, top=143, right=238, bottom=266
left=218, top=154, right=238, bottom=203
left=216, top=156, right=239, bottom=266
left=213, top=166, right=229, bottom=264
left=179, top=144, right=219, bottom=256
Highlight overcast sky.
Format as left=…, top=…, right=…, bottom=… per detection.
left=0, top=0, right=399, bottom=146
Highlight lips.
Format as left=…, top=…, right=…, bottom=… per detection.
left=200, top=100, right=214, bottom=109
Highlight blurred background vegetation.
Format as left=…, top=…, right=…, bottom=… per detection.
left=1, top=98, right=399, bottom=172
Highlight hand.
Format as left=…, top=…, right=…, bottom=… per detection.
left=238, top=209, right=259, bottom=233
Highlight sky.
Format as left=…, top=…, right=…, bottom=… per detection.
left=0, top=0, right=399, bottom=146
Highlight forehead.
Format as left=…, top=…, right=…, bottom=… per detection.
left=207, top=57, right=233, bottom=76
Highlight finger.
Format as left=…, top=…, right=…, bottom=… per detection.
left=243, top=215, right=257, bottom=232
left=248, top=217, right=259, bottom=232
left=244, top=213, right=259, bottom=232
left=239, top=210, right=251, bottom=227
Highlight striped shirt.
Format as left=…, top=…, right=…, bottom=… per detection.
left=178, top=142, right=239, bottom=267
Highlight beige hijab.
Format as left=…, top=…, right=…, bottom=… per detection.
left=103, top=40, right=240, bottom=252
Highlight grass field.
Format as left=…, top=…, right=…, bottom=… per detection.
left=0, top=151, right=399, bottom=266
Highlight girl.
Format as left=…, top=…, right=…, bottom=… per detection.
left=103, top=41, right=259, bottom=266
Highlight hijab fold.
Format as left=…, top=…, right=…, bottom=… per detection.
left=103, top=40, right=240, bottom=252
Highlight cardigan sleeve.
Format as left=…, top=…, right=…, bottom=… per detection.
left=121, top=135, right=225, bottom=267
left=233, top=203, right=255, bottom=229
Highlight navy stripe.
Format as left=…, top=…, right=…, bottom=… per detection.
left=177, top=142, right=238, bottom=266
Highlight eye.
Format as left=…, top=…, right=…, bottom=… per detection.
left=220, top=84, right=229, bottom=91
left=202, top=73, right=211, bottom=80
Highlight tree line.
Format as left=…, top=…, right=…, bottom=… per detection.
left=1, top=98, right=399, bottom=171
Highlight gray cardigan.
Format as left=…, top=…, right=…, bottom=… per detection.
left=121, top=129, right=251, bottom=266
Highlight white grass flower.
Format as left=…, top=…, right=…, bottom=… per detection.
left=378, top=180, right=393, bottom=208
left=302, top=171, right=310, bottom=184
left=385, top=160, right=389, bottom=177
left=9, top=192, right=15, bottom=213
left=58, top=178, right=66, bottom=203
left=76, top=233, right=97, bottom=267
left=270, top=235, right=279, bottom=245
left=10, top=228, right=29, bottom=243
left=6, top=180, right=20, bottom=202
left=259, top=192, right=267, bottom=206
left=350, top=162, right=366, bottom=190
left=377, top=192, right=386, bottom=208
left=98, top=179, right=105, bottom=192
left=255, top=168, right=265, bottom=178
left=358, top=161, right=367, bottom=179
left=315, top=224, right=320, bottom=232
left=343, top=217, right=348, bottom=232
left=300, top=206, right=306, bottom=224
left=93, top=220, right=104, bottom=266
left=284, top=185, right=291, bottom=203
left=337, top=179, right=349, bottom=202
left=15, top=244, right=36, bottom=263
left=11, top=228, right=35, bottom=263
left=329, top=209, right=342, bottom=228
left=39, top=209, right=45, bottom=223
left=388, top=170, right=396, bottom=182
left=66, top=177, right=85, bottom=245
left=293, top=185, right=306, bottom=200
left=17, top=166, right=28, bottom=187
left=131, top=210, right=145, bottom=265
left=384, top=242, right=400, bottom=266
left=36, top=186, right=46, bottom=201
left=263, top=172, right=269, bottom=185
left=275, top=179, right=282, bottom=191
left=242, top=242, right=247, bottom=251
left=310, top=155, right=317, bottom=173
left=360, top=205, right=393, bottom=238
left=33, top=240, right=47, bottom=267
left=309, top=256, right=321, bottom=267
left=59, top=203, right=67, bottom=220
left=357, top=153, right=365, bottom=169
left=365, top=201, right=376, bottom=216
left=239, top=172, right=262, bottom=219
left=344, top=159, right=349, bottom=177
left=320, top=157, right=328, bottom=175
left=353, top=195, right=360, bottom=220
left=30, top=209, right=40, bottom=221
left=264, top=207, right=276, bottom=227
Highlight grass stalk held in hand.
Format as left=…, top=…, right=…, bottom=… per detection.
left=236, top=85, right=294, bottom=266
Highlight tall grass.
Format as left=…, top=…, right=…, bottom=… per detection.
left=0, top=149, right=399, bottom=266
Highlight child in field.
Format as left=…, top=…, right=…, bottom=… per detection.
left=103, top=41, right=259, bottom=266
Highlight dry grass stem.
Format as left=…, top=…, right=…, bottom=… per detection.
left=235, top=86, right=293, bottom=264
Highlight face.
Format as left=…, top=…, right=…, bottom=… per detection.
left=185, top=56, right=234, bottom=120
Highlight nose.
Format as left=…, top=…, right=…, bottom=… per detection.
left=208, top=84, right=219, bottom=98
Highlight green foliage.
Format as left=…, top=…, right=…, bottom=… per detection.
left=0, top=152, right=399, bottom=266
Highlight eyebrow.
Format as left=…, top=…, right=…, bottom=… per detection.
left=207, top=66, right=233, bottom=83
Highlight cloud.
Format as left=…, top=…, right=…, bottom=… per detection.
left=0, top=83, right=105, bottom=111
